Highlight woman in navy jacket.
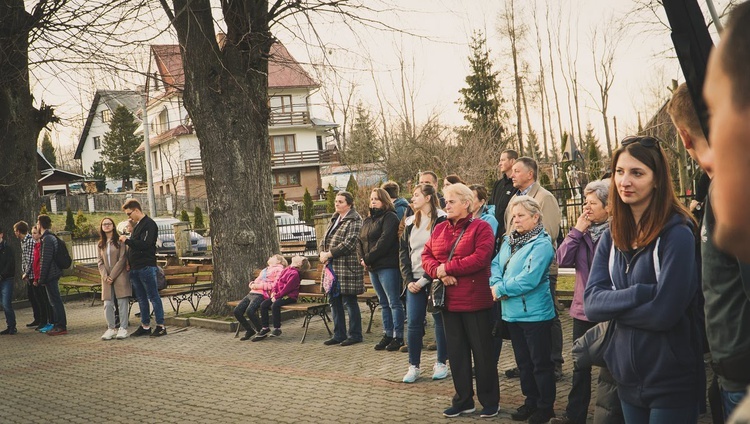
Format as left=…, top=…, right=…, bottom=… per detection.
left=584, top=137, right=704, bottom=423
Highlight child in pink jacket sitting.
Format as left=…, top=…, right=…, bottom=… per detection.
left=252, top=256, right=311, bottom=341
left=234, top=254, right=287, bottom=340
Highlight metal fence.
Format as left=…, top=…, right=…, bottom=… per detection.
left=40, top=194, right=209, bottom=217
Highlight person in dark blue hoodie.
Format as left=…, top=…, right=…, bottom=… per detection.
left=584, top=136, right=705, bottom=424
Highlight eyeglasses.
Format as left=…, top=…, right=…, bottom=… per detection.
left=126, top=211, right=132, bottom=217
left=621, top=136, right=660, bottom=148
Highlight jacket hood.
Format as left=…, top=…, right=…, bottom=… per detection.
left=394, top=197, right=410, bottom=208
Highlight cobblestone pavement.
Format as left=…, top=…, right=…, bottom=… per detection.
left=1, top=298, right=714, bottom=423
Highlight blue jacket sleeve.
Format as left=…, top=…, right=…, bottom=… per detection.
left=493, top=239, right=554, bottom=298
left=583, top=232, right=656, bottom=322
left=613, top=225, right=699, bottom=331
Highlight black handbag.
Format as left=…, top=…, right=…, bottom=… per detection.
left=429, top=222, right=470, bottom=313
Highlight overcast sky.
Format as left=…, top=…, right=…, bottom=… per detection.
left=37, top=0, right=729, bottom=154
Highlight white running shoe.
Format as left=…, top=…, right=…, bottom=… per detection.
left=402, top=365, right=421, bottom=383
left=432, top=362, right=449, bottom=380
left=115, top=328, right=128, bottom=340
left=101, top=328, right=117, bottom=340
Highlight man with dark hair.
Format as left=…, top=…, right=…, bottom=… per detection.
left=703, top=1, right=750, bottom=261
left=489, top=149, right=518, bottom=235
left=381, top=180, right=409, bottom=221
left=120, top=199, right=166, bottom=337
left=0, top=226, right=17, bottom=335
left=505, top=157, right=564, bottom=380
left=670, top=82, right=750, bottom=419
left=14, top=221, right=44, bottom=329
left=37, top=214, right=67, bottom=336
left=418, top=171, right=446, bottom=208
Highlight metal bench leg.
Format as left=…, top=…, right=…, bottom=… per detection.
left=299, top=313, right=313, bottom=343
left=319, top=306, right=332, bottom=336
left=234, top=322, right=242, bottom=338
left=366, top=299, right=378, bottom=333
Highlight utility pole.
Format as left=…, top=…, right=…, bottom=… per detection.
left=705, top=0, right=724, bottom=33
left=141, top=88, right=157, bottom=217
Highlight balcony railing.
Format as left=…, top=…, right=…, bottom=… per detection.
left=269, top=110, right=310, bottom=126
left=183, top=150, right=338, bottom=175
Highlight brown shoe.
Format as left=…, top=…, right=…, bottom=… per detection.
left=399, top=344, right=409, bottom=353
left=426, top=342, right=437, bottom=351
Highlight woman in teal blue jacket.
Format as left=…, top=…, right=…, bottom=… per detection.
left=490, top=195, right=556, bottom=423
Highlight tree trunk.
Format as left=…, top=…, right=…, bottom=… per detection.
left=167, top=0, right=279, bottom=314
left=0, top=2, right=51, bottom=294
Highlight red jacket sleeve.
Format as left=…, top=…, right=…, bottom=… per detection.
left=444, top=221, right=494, bottom=276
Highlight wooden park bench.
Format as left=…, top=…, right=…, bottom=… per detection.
left=62, top=264, right=102, bottom=306
left=131, top=265, right=214, bottom=315
left=228, top=267, right=379, bottom=343
left=279, top=240, right=307, bottom=258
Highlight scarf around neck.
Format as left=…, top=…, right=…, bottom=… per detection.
left=509, top=222, right=545, bottom=252
left=588, top=221, right=609, bottom=243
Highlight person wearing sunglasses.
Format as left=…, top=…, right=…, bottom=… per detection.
left=584, top=136, right=705, bottom=423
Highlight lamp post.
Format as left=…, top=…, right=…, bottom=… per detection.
left=141, top=88, right=157, bottom=217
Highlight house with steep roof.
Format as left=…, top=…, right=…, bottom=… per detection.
left=73, top=90, right=142, bottom=192
left=37, top=149, right=85, bottom=195
left=137, top=41, right=339, bottom=201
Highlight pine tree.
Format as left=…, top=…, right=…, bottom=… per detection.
left=64, top=207, right=75, bottom=232
left=180, top=210, right=190, bottom=223
left=89, top=161, right=107, bottom=192
left=346, top=175, right=358, bottom=194
left=584, top=123, right=604, bottom=180
left=302, top=188, right=314, bottom=222
left=277, top=192, right=287, bottom=212
left=525, top=130, right=543, bottom=160
left=326, top=184, right=336, bottom=213
left=40, top=204, right=48, bottom=215
left=100, top=105, right=146, bottom=191
left=344, top=103, right=381, bottom=164
left=40, top=132, right=57, bottom=167
left=457, top=31, right=505, bottom=141
left=194, top=206, right=205, bottom=230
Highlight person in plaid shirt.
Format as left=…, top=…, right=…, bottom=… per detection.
left=14, top=221, right=46, bottom=330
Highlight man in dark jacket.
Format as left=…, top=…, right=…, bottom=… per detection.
left=0, top=226, right=17, bottom=334
left=489, top=149, right=518, bottom=236
left=120, top=199, right=166, bottom=337
left=37, top=214, right=67, bottom=335
left=669, top=82, right=749, bottom=419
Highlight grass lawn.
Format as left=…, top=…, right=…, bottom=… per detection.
left=557, top=274, right=575, bottom=293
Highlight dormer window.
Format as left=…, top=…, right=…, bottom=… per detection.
left=101, top=110, right=112, bottom=123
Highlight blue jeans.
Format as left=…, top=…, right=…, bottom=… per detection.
left=722, top=388, right=747, bottom=420
left=0, top=277, right=16, bottom=329
left=405, top=287, right=447, bottom=367
left=369, top=268, right=404, bottom=338
left=329, top=294, right=362, bottom=342
left=233, top=293, right=264, bottom=332
left=620, top=400, right=698, bottom=423
left=44, top=277, right=66, bottom=329
left=130, top=266, right=164, bottom=326
left=507, top=320, right=556, bottom=409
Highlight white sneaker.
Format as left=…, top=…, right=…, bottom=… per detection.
left=432, top=362, right=449, bottom=380
left=101, top=328, right=117, bottom=340
left=115, top=328, right=128, bottom=339
left=402, top=365, right=421, bottom=383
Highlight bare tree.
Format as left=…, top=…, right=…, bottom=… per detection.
left=498, top=0, right=526, bottom=153
left=589, top=18, right=623, bottom=157
left=544, top=3, right=565, bottom=158
left=530, top=1, right=549, bottom=161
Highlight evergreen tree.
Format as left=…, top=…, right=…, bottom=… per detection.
left=64, top=207, right=75, bottom=232
left=89, top=161, right=107, bottom=192
left=346, top=175, right=358, bottom=194
left=457, top=31, right=505, bottom=141
left=277, top=192, right=287, bottom=212
left=302, top=188, right=314, bottom=222
left=100, top=105, right=146, bottom=191
left=584, top=123, right=604, bottom=180
left=194, top=206, right=205, bottom=229
left=326, top=184, right=336, bottom=213
left=344, top=103, right=381, bottom=164
left=40, top=204, right=48, bottom=215
left=40, top=132, right=57, bottom=167
left=180, top=210, right=190, bottom=223
left=525, top=130, right=543, bottom=160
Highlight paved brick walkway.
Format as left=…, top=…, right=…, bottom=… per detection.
left=1, top=297, right=714, bottom=423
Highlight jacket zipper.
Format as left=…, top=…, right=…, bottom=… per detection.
left=621, top=247, right=645, bottom=275
left=521, top=295, right=527, bottom=312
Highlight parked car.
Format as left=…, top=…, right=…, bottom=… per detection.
left=274, top=212, right=317, bottom=250
left=117, top=217, right=207, bottom=254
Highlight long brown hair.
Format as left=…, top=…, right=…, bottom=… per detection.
left=609, top=138, right=696, bottom=250
left=369, top=188, right=395, bottom=214
left=413, top=184, right=440, bottom=230
left=98, top=217, right=121, bottom=249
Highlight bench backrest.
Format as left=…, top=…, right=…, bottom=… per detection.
left=74, top=264, right=100, bottom=283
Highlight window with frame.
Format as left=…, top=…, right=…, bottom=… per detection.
left=93, top=136, right=101, bottom=150
left=101, top=109, right=112, bottom=123
left=152, top=151, right=159, bottom=170
left=269, top=95, right=293, bottom=113
left=271, top=135, right=296, bottom=153
left=273, top=171, right=300, bottom=187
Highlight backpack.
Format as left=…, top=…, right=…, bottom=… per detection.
left=156, top=266, right=167, bottom=290
left=321, top=262, right=340, bottom=299
left=52, top=234, right=72, bottom=269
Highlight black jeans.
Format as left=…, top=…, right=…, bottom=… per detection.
left=443, top=308, right=499, bottom=410
left=33, top=283, right=52, bottom=324
left=27, top=281, right=41, bottom=322
left=566, top=318, right=597, bottom=423
left=233, top=293, right=264, bottom=332
left=508, top=319, right=556, bottom=410
left=260, top=297, right=296, bottom=329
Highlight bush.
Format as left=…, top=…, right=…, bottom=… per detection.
left=64, top=207, right=75, bottom=232
left=346, top=174, right=358, bottom=194
left=277, top=192, right=287, bottom=212
left=73, top=223, right=97, bottom=239
left=194, top=206, right=205, bottom=230
left=326, top=184, right=335, bottom=213
left=40, top=204, right=48, bottom=215
left=75, top=209, right=88, bottom=227
left=180, top=209, right=190, bottom=222
left=302, top=188, right=314, bottom=222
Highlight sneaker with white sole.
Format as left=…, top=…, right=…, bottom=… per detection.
left=402, top=365, right=421, bottom=383
left=115, top=328, right=128, bottom=339
left=101, top=329, right=117, bottom=340
left=432, top=362, right=449, bottom=380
